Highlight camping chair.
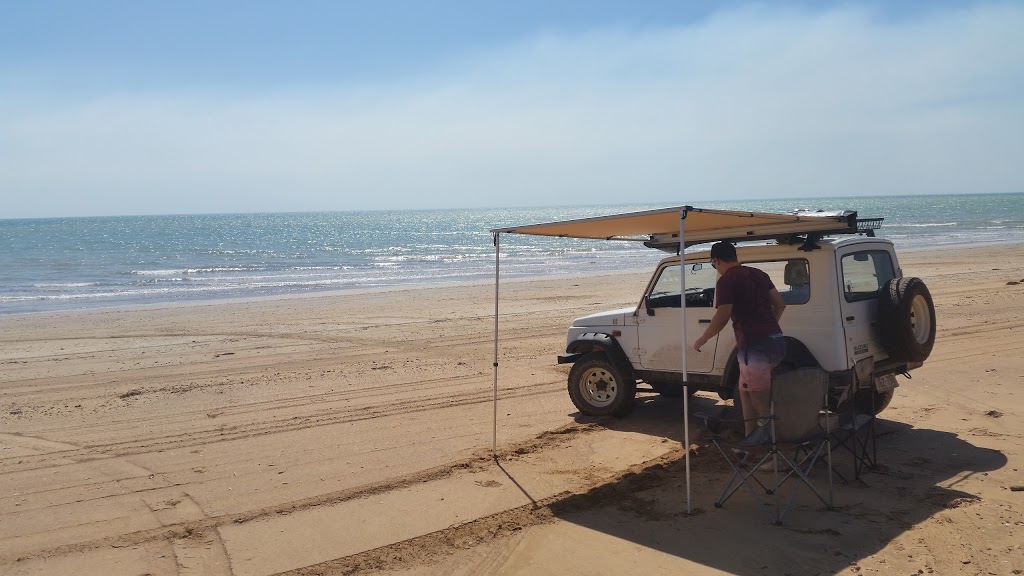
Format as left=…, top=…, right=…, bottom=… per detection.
left=703, top=367, right=834, bottom=525
left=825, top=378, right=879, bottom=482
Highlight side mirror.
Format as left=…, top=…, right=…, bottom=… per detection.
left=690, top=263, right=704, bottom=272
left=644, top=296, right=656, bottom=316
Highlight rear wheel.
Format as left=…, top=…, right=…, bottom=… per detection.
left=854, top=375, right=897, bottom=415
left=568, top=353, right=636, bottom=417
left=730, top=387, right=745, bottom=419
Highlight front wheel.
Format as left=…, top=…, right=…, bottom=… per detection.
left=568, top=353, right=636, bottom=417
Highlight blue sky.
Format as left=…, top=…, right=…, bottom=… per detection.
left=2, top=1, right=1022, bottom=218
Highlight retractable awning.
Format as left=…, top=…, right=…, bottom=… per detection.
left=489, top=205, right=860, bottom=516
left=492, top=206, right=857, bottom=247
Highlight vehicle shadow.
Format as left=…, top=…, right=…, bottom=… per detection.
left=551, top=392, right=1009, bottom=575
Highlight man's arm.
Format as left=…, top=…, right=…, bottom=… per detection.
left=693, top=303, right=732, bottom=352
left=768, top=288, right=786, bottom=321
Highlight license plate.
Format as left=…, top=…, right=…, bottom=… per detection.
left=875, top=374, right=898, bottom=393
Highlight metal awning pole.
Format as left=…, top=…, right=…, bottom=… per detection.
left=492, top=232, right=500, bottom=458
left=680, top=209, right=691, bottom=515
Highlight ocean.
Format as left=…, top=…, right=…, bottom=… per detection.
left=2, top=193, right=1021, bottom=315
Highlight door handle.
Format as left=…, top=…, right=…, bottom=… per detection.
left=698, top=319, right=711, bottom=324
left=845, top=316, right=855, bottom=321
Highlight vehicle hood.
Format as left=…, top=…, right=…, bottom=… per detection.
left=571, top=307, right=635, bottom=327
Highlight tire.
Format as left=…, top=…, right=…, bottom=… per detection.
left=854, top=388, right=896, bottom=416
left=730, top=387, right=744, bottom=419
left=721, top=352, right=744, bottom=419
left=878, top=277, right=936, bottom=363
left=567, top=352, right=636, bottom=417
left=718, top=350, right=741, bottom=401
left=853, top=374, right=897, bottom=415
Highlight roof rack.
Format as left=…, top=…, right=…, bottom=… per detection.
left=643, top=212, right=884, bottom=253
left=779, top=215, right=884, bottom=251
left=857, top=217, right=883, bottom=236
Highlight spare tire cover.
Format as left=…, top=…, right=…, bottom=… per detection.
left=877, top=277, right=936, bottom=362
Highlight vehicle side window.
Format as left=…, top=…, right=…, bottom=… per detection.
left=841, top=250, right=896, bottom=302
left=745, top=259, right=810, bottom=305
left=646, top=262, right=718, bottom=308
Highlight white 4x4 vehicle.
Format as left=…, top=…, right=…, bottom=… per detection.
left=558, top=220, right=936, bottom=417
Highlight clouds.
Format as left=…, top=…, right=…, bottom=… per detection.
left=2, top=2, right=1022, bottom=217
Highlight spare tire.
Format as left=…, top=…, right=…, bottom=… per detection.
left=878, top=277, right=936, bottom=362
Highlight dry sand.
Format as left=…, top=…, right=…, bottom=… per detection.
left=1, top=244, right=1023, bottom=576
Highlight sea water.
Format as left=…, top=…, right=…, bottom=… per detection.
left=1, top=193, right=1021, bottom=315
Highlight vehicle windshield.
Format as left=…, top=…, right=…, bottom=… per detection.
left=646, top=261, right=719, bottom=308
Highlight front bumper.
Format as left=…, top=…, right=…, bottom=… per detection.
left=557, top=353, right=582, bottom=365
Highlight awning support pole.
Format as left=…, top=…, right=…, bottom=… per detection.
left=492, top=232, right=500, bottom=459
left=680, top=209, right=691, bottom=515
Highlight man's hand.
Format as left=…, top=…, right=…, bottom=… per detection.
left=694, top=304, right=732, bottom=352
left=693, top=336, right=708, bottom=352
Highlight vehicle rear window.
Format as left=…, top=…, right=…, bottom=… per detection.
left=745, top=259, right=810, bottom=305
left=841, top=251, right=896, bottom=302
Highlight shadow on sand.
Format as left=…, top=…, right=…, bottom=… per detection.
left=542, top=392, right=1008, bottom=575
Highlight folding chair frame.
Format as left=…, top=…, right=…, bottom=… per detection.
left=704, top=369, right=835, bottom=525
left=820, top=380, right=879, bottom=483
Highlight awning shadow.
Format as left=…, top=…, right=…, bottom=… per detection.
left=543, top=392, right=1009, bottom=575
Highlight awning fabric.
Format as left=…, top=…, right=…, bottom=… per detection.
left=492, top=206, right=856, bottom=247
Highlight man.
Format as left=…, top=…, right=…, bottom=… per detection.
left=693, top=241, right=787, bottom=437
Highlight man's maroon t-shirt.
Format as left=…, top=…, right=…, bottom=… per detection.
left=715, top=265, right=782, bottom=349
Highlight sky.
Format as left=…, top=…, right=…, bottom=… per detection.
left=1, top=1, right=1022, bottom=218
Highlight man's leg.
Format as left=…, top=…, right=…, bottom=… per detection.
left=738, top=352, right=772, bottom=436
left=738, top=388, right=771, bottom=436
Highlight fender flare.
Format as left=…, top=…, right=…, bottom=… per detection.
left=566, top=333, right=634, bottom=378
left=779, top=337, right=820, bottom=371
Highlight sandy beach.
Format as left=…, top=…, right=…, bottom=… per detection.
left=2, top=243, right=1023, bottom=575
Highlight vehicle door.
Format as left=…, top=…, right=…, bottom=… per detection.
left=636, top=261, right=719, bottom=373
left=836, top=246, right=897, bottom=364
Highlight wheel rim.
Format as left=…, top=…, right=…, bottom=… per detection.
left=578, top=367, right=618, bottom=407
left=909, top=294, right=932, bottom=343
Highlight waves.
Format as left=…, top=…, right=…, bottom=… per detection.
left=2, top=193, right=1022, bottom=314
